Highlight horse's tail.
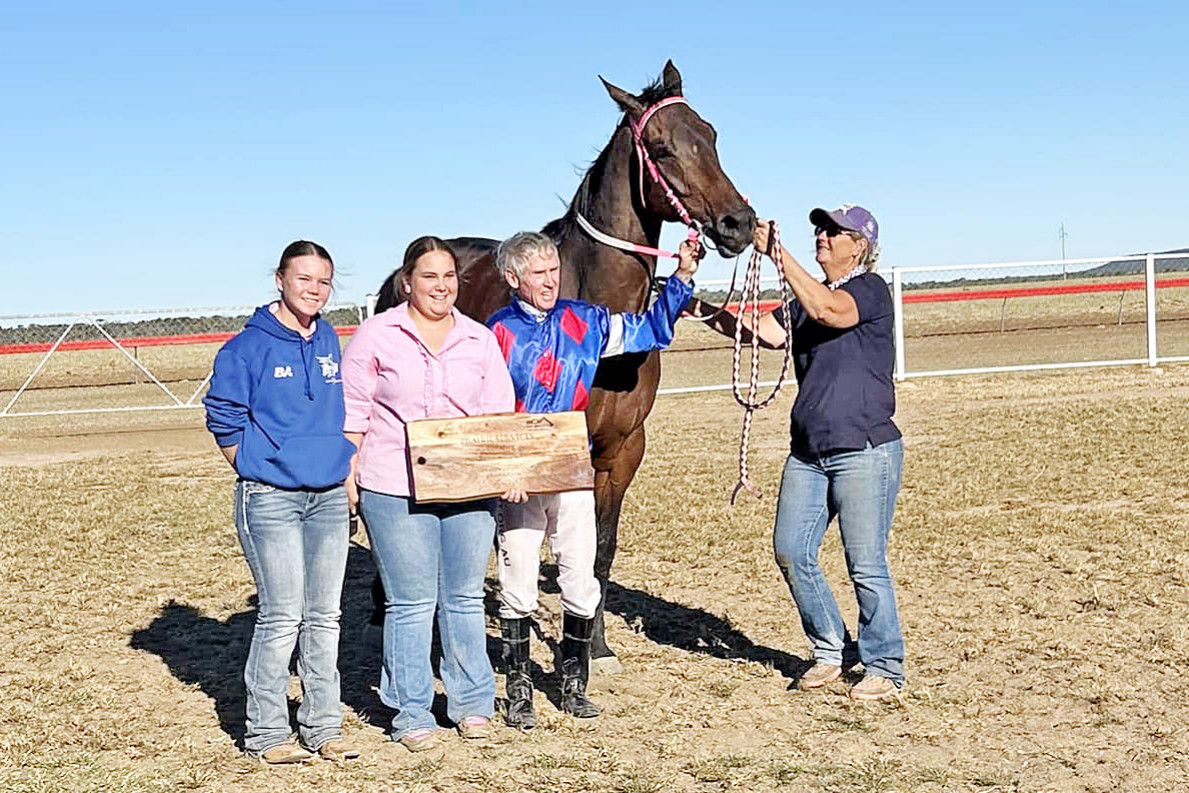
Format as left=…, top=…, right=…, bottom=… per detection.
left=374, top=273, right=403, bottom=314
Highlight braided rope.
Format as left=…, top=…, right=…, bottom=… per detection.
left=730, top=220, right=795, bottom=503
left=682, top=250, right=743, bottom=325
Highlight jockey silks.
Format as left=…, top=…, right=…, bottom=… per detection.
left=486, top=276, right=693, bottom=413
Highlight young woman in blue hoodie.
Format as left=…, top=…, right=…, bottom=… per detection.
left=204, top=241, right=360, bottom=764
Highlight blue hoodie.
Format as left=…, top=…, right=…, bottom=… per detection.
left=204, top=305, right=355, bottom=489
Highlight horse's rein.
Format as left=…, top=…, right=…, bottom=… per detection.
left=730, top=220, right=795, bottom=503
left=574, top=96, right=701, bottom=261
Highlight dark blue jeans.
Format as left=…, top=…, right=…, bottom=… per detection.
left=359, top=489, right=496, bottom=739
left=235, top=480, right=349, bottom=753
left=773, top=439, right=905, bottom=685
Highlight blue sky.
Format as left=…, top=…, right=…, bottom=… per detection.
left=3, top=1, right=1186, bottom=316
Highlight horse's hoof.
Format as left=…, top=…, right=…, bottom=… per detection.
left=589, top=655, right=624, bottom=676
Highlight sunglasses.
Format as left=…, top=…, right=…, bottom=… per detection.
left=814, top=225, right=852, bottom=238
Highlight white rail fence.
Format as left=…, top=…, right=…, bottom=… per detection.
left=0, top=302, right=365, bottom=418
left=2, top=252, right=1187, bottom=417
left=892, top=252, right=1189, bottom=379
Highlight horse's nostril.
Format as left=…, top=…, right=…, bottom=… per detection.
left=721, top=215, right=739, bottom=230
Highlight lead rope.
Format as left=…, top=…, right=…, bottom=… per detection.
left=731, top=220, right=795, bottom=503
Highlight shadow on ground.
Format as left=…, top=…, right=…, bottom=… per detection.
left=129, top=599, right=255, bottom=744
left=131, top=546, right=799, bottom=744
left=130, top=541, right=389, bottom=742
left=605, top=580, right=803, bottom=678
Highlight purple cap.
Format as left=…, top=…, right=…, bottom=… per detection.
left=809, top=204, right=878, bottom=247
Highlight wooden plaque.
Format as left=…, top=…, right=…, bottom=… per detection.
left=406, top=411, right=594, bottom=503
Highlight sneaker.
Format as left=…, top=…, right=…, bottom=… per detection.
left=849, top=674, right=899, bottom=701
left=397, top=729, right=439, bottom=753
left=456, top=715, right=492, bottom=739
left=797, top=662, right=842, bottom=690
left=258, top=741, right=314, bottom=764
left=316, top=738, right=360, bottom=761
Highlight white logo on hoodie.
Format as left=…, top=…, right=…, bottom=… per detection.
left=274, top=365, right=293, bottom=379
left=316, top=354, right=340, bottom=383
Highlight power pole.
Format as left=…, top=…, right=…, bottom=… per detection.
left=1059, top=223, right=1068, bottom=280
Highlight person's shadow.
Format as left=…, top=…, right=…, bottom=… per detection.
left=130, top=541, right=390, bottom=744
left=132, top=546, right=802, bottom=745
left=129, top=599, right=256, bottom=743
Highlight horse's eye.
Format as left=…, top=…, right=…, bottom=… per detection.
left=652, top=145, right=674, bottom=159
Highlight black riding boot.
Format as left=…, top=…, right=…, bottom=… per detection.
left=501, top=617, right=536, bottom=729
left=560, top=612, right=601, bottom=718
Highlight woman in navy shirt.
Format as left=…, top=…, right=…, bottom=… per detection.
left=693, top=205, right=904, bottom=701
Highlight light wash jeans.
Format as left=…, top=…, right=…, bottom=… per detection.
left=772, top=439, right=905, bottom=686
left=359, top=489, right=496, bottom=739
left=234, top=480, right=349, bottom=754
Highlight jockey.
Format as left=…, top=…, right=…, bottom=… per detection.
left=487, top=230, right=698, bottom=727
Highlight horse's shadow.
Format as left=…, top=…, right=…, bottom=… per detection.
left=602, top=579, right=803, bottom=678
left=514, top=563, right=803, bottom=684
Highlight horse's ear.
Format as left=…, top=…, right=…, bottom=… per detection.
left=600, top=76, right=645, bottom=118
left=661, top=60, right=682, bottom=96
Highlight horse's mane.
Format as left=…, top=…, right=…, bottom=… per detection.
left=637, top=74, right=678, bottom=106
left=543, top=74, right=675, bottom=244
left=374, top=70, right=677, bottom=305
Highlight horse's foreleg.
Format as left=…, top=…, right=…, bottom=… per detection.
left=590, top=423, right=646, bottom=672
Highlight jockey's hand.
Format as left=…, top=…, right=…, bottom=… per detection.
left=674, top=239, right=701, bottom=283
left=500, top=488, right=529, bottom=503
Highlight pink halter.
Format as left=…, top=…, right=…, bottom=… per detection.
left=575, top=96, right=700, bottom=260
left=629, top=96, right=697, bottom=230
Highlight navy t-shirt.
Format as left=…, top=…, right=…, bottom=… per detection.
left=771, top=272, right=901, bottom=457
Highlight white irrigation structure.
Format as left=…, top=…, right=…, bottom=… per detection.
left=0, top=302, right=366, bottom=419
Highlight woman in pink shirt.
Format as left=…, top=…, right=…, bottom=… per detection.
left=341, top=236, right=516, bottom=751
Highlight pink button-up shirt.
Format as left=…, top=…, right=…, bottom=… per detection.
left=341, top=304, right=515, bottom=497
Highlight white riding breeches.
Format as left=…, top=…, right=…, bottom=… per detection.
left=497, top=490, right=601, bottom=620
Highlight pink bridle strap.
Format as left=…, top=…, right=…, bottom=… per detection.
left=629, top=96, right=697, bottom=229
left=574, top=95, right=702, bottom=261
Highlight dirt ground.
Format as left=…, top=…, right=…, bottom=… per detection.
left=2, top=365, right=1189, bottom=792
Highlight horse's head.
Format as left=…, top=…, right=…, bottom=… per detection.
left=601, top=61, right=756, bottom=257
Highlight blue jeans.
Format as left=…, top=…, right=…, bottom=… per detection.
left=234, top=480, right=349, bottom=754
left=359, top=489, right=496, bottom=739
left=773, top=439, right=905, bottom=685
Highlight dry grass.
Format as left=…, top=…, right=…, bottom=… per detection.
left=4, top=353, right=1189, bottom=790
left=0, top=342, right=224, bottom=392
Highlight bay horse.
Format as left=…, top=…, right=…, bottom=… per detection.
left=373, top=61, right=755, bottom=668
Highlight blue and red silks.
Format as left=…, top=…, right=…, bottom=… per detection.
left=487, top=276, right=694, bottom=413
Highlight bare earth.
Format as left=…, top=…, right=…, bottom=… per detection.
left=2, top=364, right=1188, bottom=792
